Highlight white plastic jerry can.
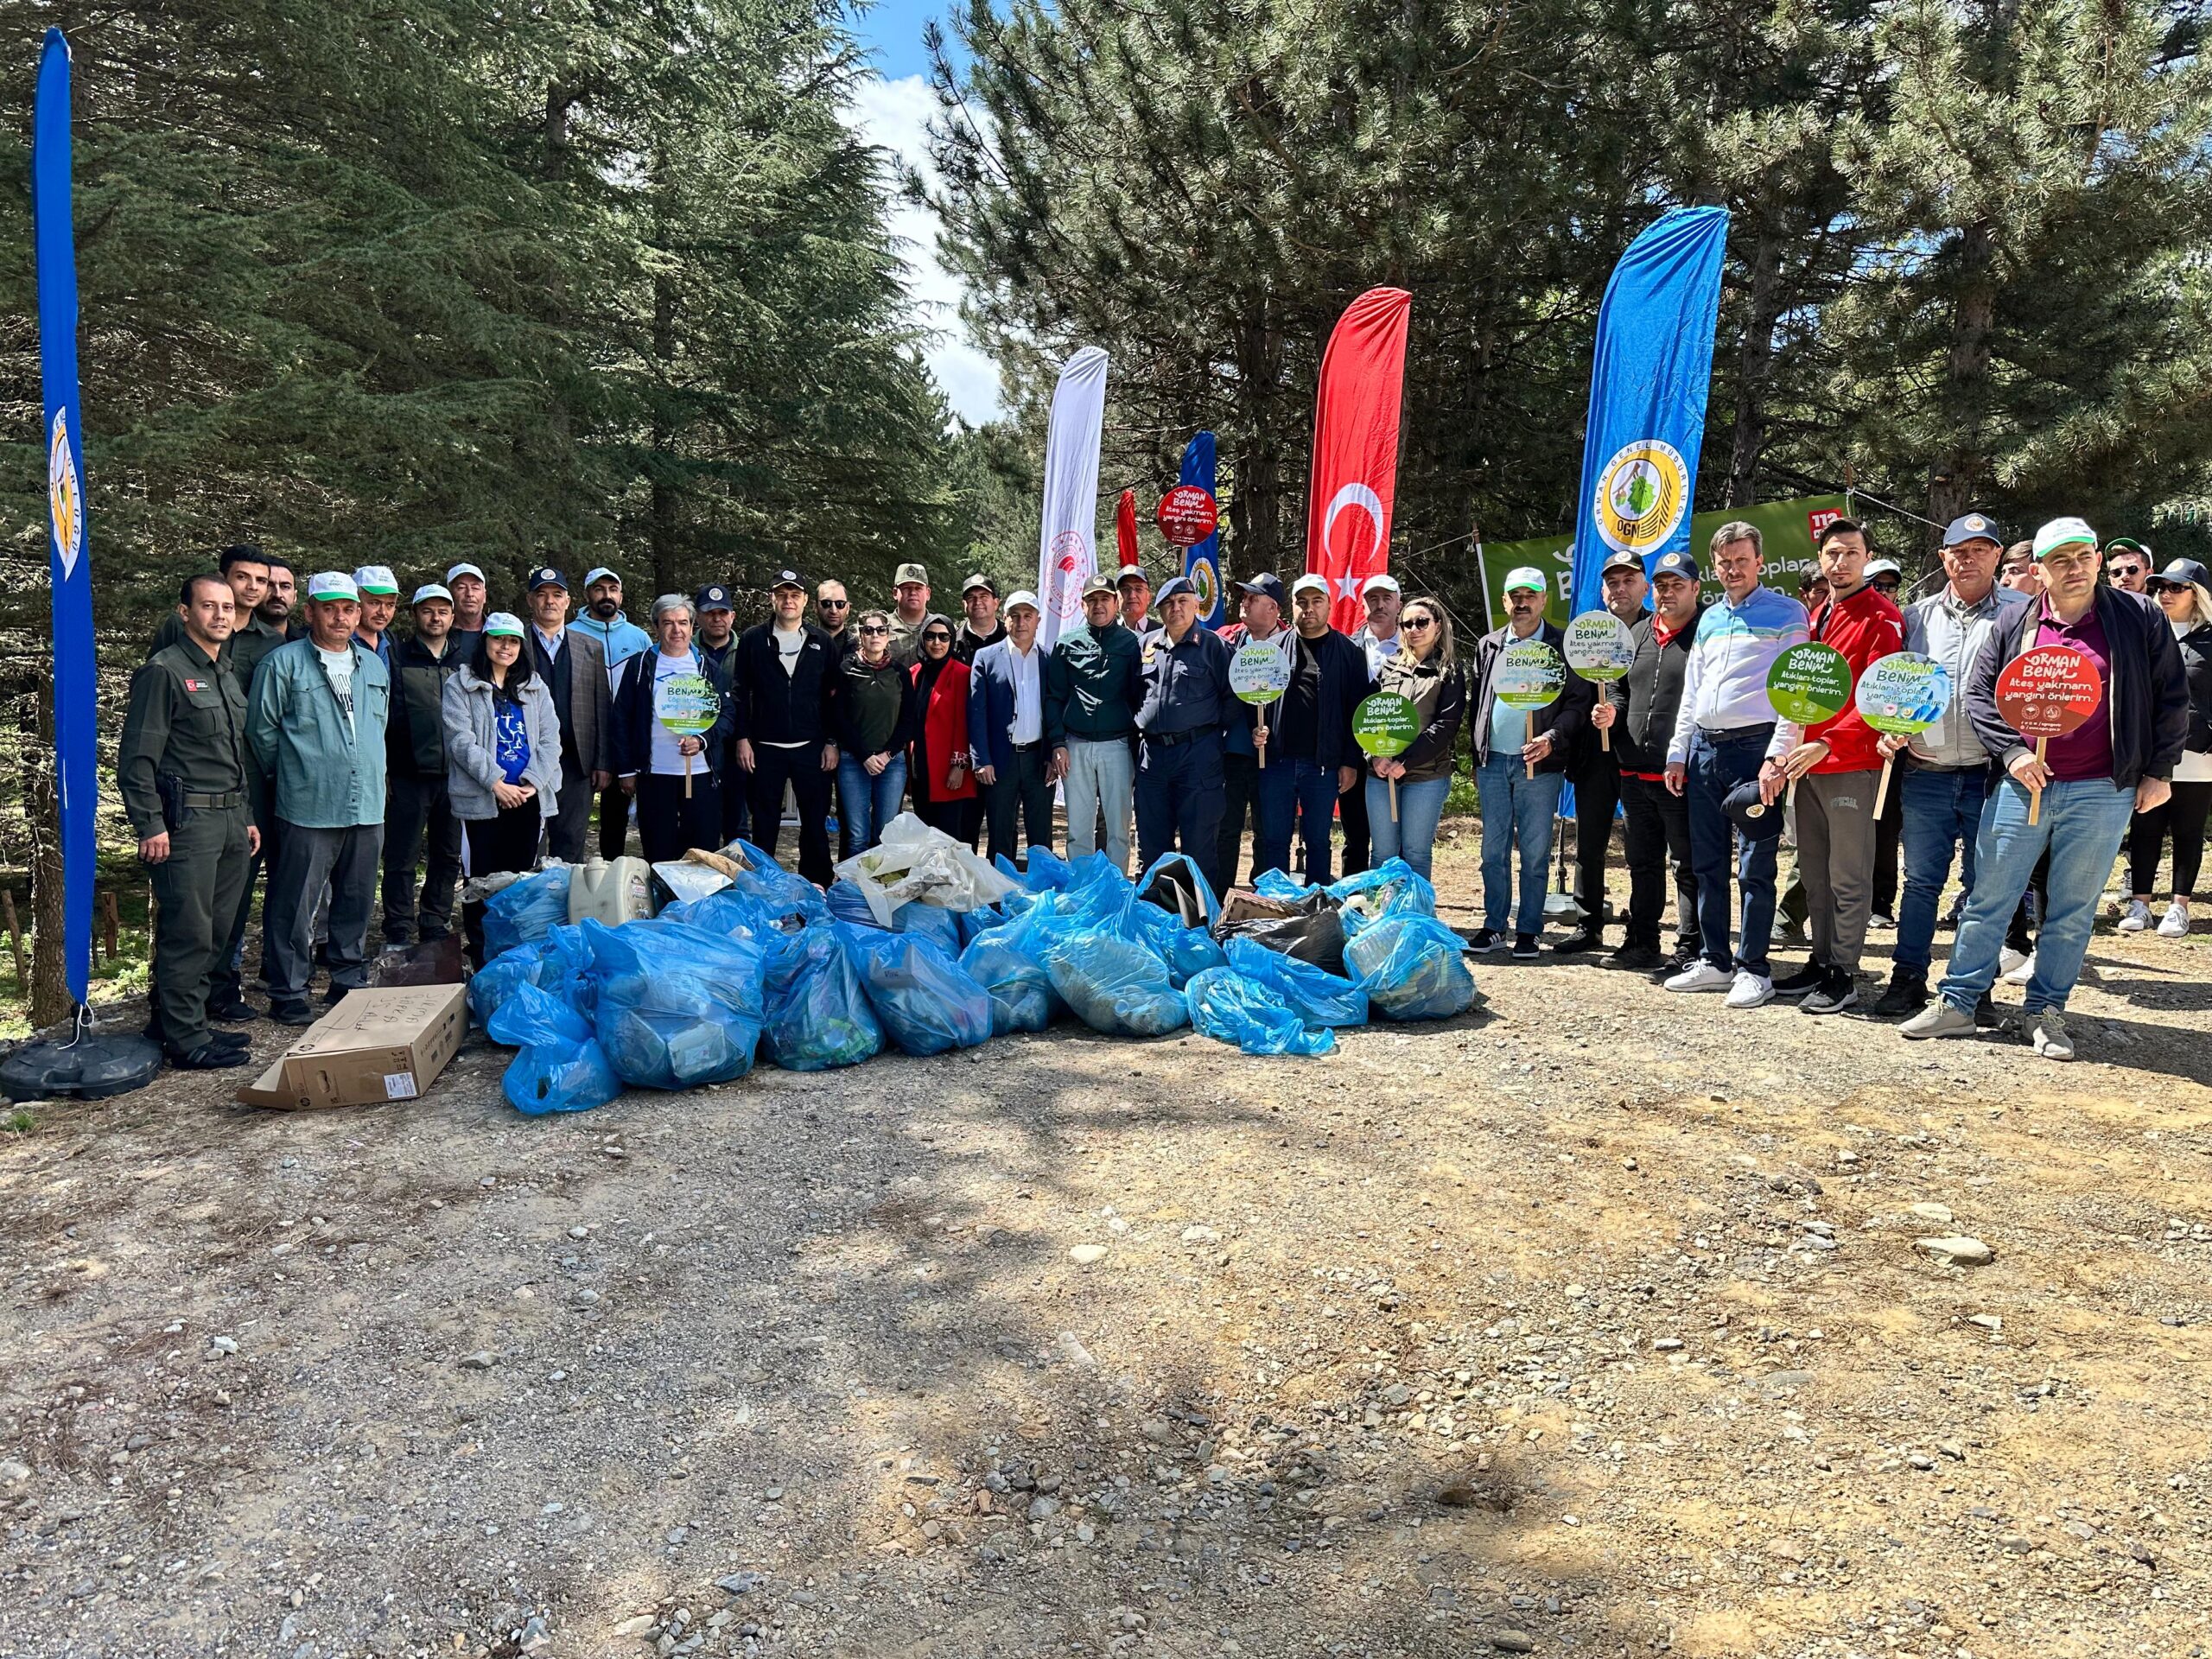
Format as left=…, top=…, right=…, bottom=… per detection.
left=569, top=855, right=654, bottom=925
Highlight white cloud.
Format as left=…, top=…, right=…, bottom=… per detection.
left=846, top=73, right=1003, bottom=426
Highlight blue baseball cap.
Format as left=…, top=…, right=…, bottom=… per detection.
left=1236, top=573, right=1286, bottom=607
left=1154, top=575, right=1197, bottom=603
left=1649, top=550, right=1702, bottom=582
left=1942, top=513, right=2003, bottom=548
left=528, top=565, right=567, bottom=591
left=694, top=583, right=734, bottom=613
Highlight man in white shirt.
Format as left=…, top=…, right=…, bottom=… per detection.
left=1662, top=522, right=1812, bottom=1007
left=970, top=593, right=1054, bottom=866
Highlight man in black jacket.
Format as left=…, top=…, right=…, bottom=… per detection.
left=1592, top=550, right=1705, bottom=973
left=1902, top=517, right=2189, bottom=1061
left=1249, top=575, right=1372, bottom=884
left=731, top=569, right=841, bottom=884
left=525, top=567, right=615, bottom=861
left=1470, top=567, right=1595, bottom=957
left=382, top=585, right=465, bottom=944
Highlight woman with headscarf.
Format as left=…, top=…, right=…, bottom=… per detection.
left=2120, top=558, right=2212, bottom=938
left=908, top=619, right=980, bottom=844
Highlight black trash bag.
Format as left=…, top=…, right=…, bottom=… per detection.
left=1211, top=889, right=1348, bottom=976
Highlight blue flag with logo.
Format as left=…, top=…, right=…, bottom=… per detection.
left=34, top=28, right=98, bottom=1008
left=1179, top=432, right=1224, bottom=627
left=1567, top=207, right=1729, bottom=619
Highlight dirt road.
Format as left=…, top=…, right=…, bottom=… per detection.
left=3, top=839, right=2209, bottom=1659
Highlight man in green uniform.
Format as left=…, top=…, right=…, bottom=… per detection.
left=149, top=543, right=289, bottom=690
left=119, top=575, right=260, bottom=1070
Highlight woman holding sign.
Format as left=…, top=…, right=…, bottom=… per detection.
left=1363, top=600, right=1464, bottom=881
left=1901, top=518, right=2189, bottom=1061
left=443, top=612, right=563, bottom=963
left=613, top=595, right=734, bottom=863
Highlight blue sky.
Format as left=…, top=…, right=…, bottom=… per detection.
left=843, top=0, right=1001, bottom=423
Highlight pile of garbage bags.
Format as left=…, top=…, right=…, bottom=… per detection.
left=469, top=812, right=1477, bottom=1114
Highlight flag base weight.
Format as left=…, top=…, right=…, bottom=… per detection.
left=1, top=1029, right=162, bottom=1101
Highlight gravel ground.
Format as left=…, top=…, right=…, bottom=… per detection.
left=3, top=823, right=2210, bottom=1659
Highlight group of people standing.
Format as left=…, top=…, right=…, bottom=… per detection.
left=117, top=508, right=2205, bottom=1074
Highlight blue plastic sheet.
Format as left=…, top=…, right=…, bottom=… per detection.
left=761, top=927, right=883, bottom=1071
left=484, top=866, right=571, bottom=959
left=1224, top=937, right=1369, bottom=1027
left=1041, top=931, right=1187, bottom=1037
left=1344, top=914, right=1477, bottom=1020
left=487, top=982, right=621, bottom=1115
left=1185, top=967, right=1335, bottom=1056
left=838, top=925, right=994, bottom=1055
left=583, top=917, right=766, bottom=1088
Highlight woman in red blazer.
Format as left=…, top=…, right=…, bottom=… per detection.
left=909, top=620, right=981, bottom=844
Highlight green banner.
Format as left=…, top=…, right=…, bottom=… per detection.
left=1471, top=493, right=1848, bottom=630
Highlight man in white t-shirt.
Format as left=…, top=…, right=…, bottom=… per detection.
left=613, top=595, right=733, bottom=863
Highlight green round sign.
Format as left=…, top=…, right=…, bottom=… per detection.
left=1353, top=692, right=1421, bottom=758
left=1854, top=652, right=1953, bottom=736
left=1562, top=612, right=1636, bottom=683
left=1495, top=639, right=1566, bottom=710
left=1230, top=641, right=1293, bottom=706
left=656, top=671, right=721, bottom=735
left=1765, top=642, right=1853, bottom=725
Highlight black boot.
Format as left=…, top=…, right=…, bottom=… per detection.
left=1870, top=969, right=1929, bottom=1019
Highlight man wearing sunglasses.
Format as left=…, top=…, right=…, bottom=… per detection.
left=2106, top=539, right=2152, bottom=594
left=816, top=580, right=855, bottom=655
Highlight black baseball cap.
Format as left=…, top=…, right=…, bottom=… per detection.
left=1599, top=549, right=1645, bottom=575
left=1722, top=777, right=1787, bottom=842
left=1237, top=573, right=1286, bottom=607
left=1649, top=550, right=1702, bottom=583
left=2152, top=557, right=2211, bottom=591
left=695, top=583, right=734, bottom=612
left=528, top=565, right=567, bottom=591
left=769, top=569, right=806, bottom=592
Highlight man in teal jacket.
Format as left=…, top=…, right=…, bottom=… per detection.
left=249, top=570, right=392, bottom=1024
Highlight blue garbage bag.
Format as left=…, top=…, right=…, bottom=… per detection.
left=487, top=982, right=622, bottom=1116
left=484, top=866, right=571, bottom=959
left=957, top=906, right=1004, bottom=944
left=893, top=901, right=964, bottom=956
left=663, top=888, right=775, bottom=943
left=1344, top=914, right=1477, bottom=1020
left=1185, top=967, right=1335, bottom=1057
left=761, top=928, right=882, bottom=1071
left=825, top=880, right=880, bottom=928
left=733, top=839, right=782, bottom=872
left=1063, top=850, right=1125, bottom=893
left=959, top=929, right=1061, bottom=1035
left=1126, top=904, right=1226, bottom=988
left=542, top=923, right=598, bottom=1020
left=1254, top=868, right=1309, bottom=903
left=582, top=917, right=766, bottom=1088
left=728, top=849, right=828, bottom=925
left=1041, top=931, right=1187, bottom=1037
left=1328, top=859, right=1437, bottom=935
left=1224, top=937, right=1369, bottom=1027
left=1136, top=850, right=1221, bottom=927
left=468, top=942, right=547, bottom=1028
left=837, top=925, right=993, bottom=1055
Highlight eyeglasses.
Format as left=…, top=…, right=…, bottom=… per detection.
left=820, top=599, right=849, bottom=610
left=922, top=633, right=952, bottom=645
left=857, top=623, right=889, bottom=635
left=2112, top=564, right=2144, bottom=577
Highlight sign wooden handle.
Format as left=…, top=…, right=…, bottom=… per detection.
left=2027, top=735, right=2046, bottom=826
left=1255, top=731, right=1267, bottom=771
left=1873, top=754, right=1893, bottom=818
left=1600, top=721, right=1610, bottom=753
left=683, top=747, right=693, bottom=799
left=1389, top=776, right=1399, bottom=823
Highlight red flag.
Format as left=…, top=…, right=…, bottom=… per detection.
left=1115, top=488, right=1140, bottom=571
left=1306, top=288, right=1412, bottom=633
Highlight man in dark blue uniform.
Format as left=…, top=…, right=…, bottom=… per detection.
left=1134, top=575, right=1231, bottom=893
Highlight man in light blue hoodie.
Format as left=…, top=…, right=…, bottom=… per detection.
left=571, top=565, right=653, bottom=855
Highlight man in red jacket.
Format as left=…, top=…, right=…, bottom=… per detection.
left=1773, top=518, right=1904, bottom=1014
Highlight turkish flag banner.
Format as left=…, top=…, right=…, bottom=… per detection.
left=1306, top=288, right=1412, bottom=634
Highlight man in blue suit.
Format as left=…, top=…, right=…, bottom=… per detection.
left=969, top=591, right=1055, bottom=868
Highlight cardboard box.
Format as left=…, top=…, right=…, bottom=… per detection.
left=237, top=983, right=470, bottom=1111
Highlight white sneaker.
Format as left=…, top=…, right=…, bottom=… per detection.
left=1899, top=1000, right=1977, bottom=1040
left=1998, top=945, right=2029, bottom=977
left=1726, top=969, right=1775, bottom=1009
left=1664, top=960, right=1734, bottom=993
left=2158, top=901, right=2190, bottom=939
left=2118, top=899, right=2152, bottom=932
left=2030, top=1009, right=2075, bottom=1061
left=2002, top=950, right=2037, bottom=986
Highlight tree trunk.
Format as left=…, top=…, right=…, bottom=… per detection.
left=1726, top=220, right=1784, bottom=508
left=649, top=266, right=679, bottom=597
left=25, top=675, right=68, bottom=1030
left=1926, top=219, right=1997, bottom=541
left=1228, top=305, right=1285, bottom=579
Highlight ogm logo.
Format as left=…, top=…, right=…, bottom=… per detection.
left=48, top=407, right=84, bottom=580
left=1593, top=439, right=1688, bottom=556
left=1048, top=530, right=1087, bottom=617
left=1190, top=557, right=1219, bottom=618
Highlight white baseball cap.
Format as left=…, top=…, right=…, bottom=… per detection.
left=2032, top=517, right=2099, bottom=561
left=352, top=564, right=399, bottom=596
left=583, top=565, right=620, bottom=588
left=1864, top=558, right=1903, bottom=580
left=445, top=563, right=486, bottom=585
left=1289, top=573, right=1331, bottom=599
left=1361, top=574, right=1402, bottom=596
left=307, top=571, right=359, bottom=602
left=1503, top=567, right=1548, bottom=594
left=1003, top=589, right=1042, bottom=614
left=411, top=583, right=453, bottom=607
left=482, top=611, right=526, bottom=639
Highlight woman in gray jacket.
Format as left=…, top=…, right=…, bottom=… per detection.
left=443, top=612, right=563, bottom=962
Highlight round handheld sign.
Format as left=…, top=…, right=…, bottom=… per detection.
left=1994, top=645, right=2102, bottom=738
left=656, top=671, right=721, bottom=798
left=1230, top=642, right=1293, bottom=705
left=1764, top=642, right=1853, bottom=726
left=1561, top=612, right=1635, bottom=683
left=1353, top=692, right=1421, bottom=758
left=1994, top=645, right=2103, bottom=827
left=1156, top=484, right=1219, bottom=549
left=1494, top=639, right=1567, bottom=709
left=1854, top=652, right=1953, bottom=736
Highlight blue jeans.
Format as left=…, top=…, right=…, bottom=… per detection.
left=1366, top=774, right=1450, bottom=881
left=1476, top=757, right=1562, bottom=934
left=1893, top=766, right=1992, bottom=975
left=1253, top=757, right=1343, bottom=884
left=1940, top=775, right=2136, bottom=1014
left=836, top=753, right=908, bottom=854
left=1685, top=726, right=1779, bottom=976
